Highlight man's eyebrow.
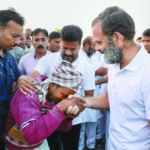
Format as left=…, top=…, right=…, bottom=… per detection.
left=12, top=32, right=20, bottom=36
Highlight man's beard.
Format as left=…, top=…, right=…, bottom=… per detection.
left=104, top=36, right=123, bottom=64
left=86, top=47, right=95, bottom=57
left=61, top=52, right=78, bottom=63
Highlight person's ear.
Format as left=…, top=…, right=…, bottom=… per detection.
left=113, top=32, right=124, bottom=47
left=85, top=43, right=90, bottom=49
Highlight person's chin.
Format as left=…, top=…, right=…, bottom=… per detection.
left=64, top=57, right=72, bottom=62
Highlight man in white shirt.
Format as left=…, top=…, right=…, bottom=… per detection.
left=69, top=6, right=150, bottom=150
left=18, top=25, right=95, bottom=150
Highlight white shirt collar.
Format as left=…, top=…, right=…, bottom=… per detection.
left=33, top=50, right=51, bottom=59
left=124, top=47, right=147, bottom=72
left=113, top=46, right=147, bottom=73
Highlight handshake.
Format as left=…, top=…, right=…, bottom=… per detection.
left=56, top=95, right=87, bottom=120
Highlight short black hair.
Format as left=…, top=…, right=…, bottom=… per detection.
left=60, top=25, right=83, bottom=45
left=83, top=37, right=91, bottom=47
left=142, top=28, right=150, bottom=37
left=0, top=8, right=25, bottom=28
left=136, top=37, right=142, bottom=40
left=49, top=31, right=60, bottom=40
left=31, top=28, right=48, bottom=37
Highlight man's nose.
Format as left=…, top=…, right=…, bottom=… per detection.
left=95, top=45, right=101, bottom=51
left=38, top=40, right=44, bottom=45
left=143, top=41, right=147, bottom=45
left=15, top=37, right=21, bottom=46
left=65, top=50, right=72, bottom=55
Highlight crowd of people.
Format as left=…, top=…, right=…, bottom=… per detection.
left=0, top=6, right=150, bottom=150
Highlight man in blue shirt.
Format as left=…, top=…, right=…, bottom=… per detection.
left=0, top=8, right=25, bottom=149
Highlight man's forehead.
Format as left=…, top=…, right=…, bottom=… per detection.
left=32, top=33, right=47, bottom=38
left=142, top=36, right=150, bottom=40
left=92, top=23, right=107, bottom=43
left=61, top=41, right=80, bottom=47
left=52, top=38, right=61, bottom=41
left=5, top=20, right=23, bottom=35
left=5, top=20, right=21, bottom=28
